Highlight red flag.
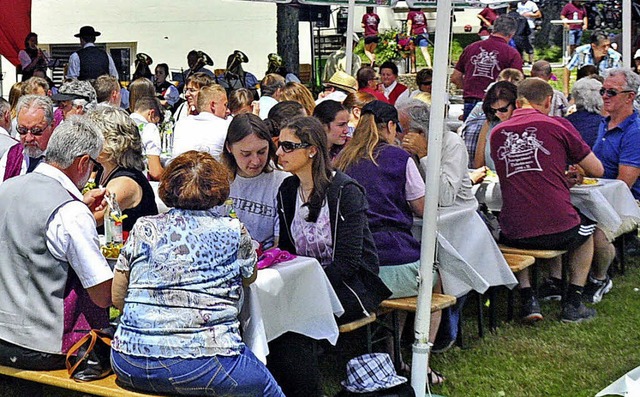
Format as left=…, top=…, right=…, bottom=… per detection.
left=0, top=0, right=32, bottom=66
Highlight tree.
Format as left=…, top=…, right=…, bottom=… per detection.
left=277, top=4, right=300, bottom=76
left=534, top=0, right=565, bottom=48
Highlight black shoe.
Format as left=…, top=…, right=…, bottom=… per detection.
left=520, top=296, right=543, bottom=323
left=583, top=275, right=613, bottom=304
left=539, top=278, right=563, bottom=301
left=561, top=302, right=596, bottom=323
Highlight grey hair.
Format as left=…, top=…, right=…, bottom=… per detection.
left=493, top=15, right=518, bottom=36
left=0, top=98, right=10, bottom=115
left=16, top=95, right=54, bottom=125
left=71, top=98, right=92, bottom=112
left=531, top=61, right=552, bottom=79
left=86, top=104, right=145, bottom=171
left=604, top=67, right=640, bottom=94
left=571, top=77, right=603, bottom=114
left=45, top=116, right=103, bottom=168
left=395, top=97, right=431, bottom=135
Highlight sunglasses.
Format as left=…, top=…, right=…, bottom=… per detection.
left=16, top=124, right=50, bottom=136
left=278, top=141, right=312, bottom=153
left=419, top=81, right=433, bottom=86
left=488, top=105, right=511, bottom=115
left=600, top=88, right=635, bottom=97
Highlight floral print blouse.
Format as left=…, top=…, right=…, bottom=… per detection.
left=112, top=208, right=256, bottom=358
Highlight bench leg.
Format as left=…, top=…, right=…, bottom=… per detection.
left=507, top=288, right=514, bottom=322
left=488, top=287, right=498, bottom=332
left=476, top=291, right=484, bottom=339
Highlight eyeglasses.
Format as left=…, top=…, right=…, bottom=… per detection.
left=419, top=81, right=432, bottom=86
left=488, top=105, right=511, bottom=115
left=80, top=155, right=103, bottom=174
left=600, top=88, right=635, bottom=97
left=278, top=141, right=312, bottom=153
left=16, top=124, right=50, bottom=136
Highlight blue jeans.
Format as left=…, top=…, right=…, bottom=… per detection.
left=111, top=346, right=284, bottom=397
left=569, top=29, right=583, bottom=46
left=463, top=100, right=480, bottom=121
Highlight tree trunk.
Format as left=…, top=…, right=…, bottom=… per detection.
left=535, top=0, right=564, bottom=48
left=277, top=4, right=300, bottom=76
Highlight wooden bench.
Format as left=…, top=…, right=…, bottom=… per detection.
left=378, top=294, right=456, bottom=367
left=0, top=365, right=162, bottom=397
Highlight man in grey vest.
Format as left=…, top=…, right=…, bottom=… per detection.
left=66, top=26, right=119, bottom=81
left=0, top=98, right=17, bottom=159
left=0, top=117, right=113, bottom=370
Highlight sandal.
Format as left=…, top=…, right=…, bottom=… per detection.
left=427, top=368, right=445, bottom=386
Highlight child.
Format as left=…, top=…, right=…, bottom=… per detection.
left=130, top=96, right=164, bottom=180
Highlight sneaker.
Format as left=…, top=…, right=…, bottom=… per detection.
left=539, top=278, right=563, bottom=301
left=583, top=275, right=613, bottom=304
left=561, top=302, right=596, bottom=323
left=520, top=296, right=543, bottom=323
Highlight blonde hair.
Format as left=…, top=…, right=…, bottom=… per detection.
left=9, top=82, right=24, bottom=118
left=280, top=82, right=316, bottom=115
left=197, top=84, right=227, bottom=112
left=334, top=114, right=385, bottom=171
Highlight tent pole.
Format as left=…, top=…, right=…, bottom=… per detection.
left=345, top=0, right=355, bottom=74
left=410, top=0, right=452, bottom=395
left=623, top=0, right=631, bottom=67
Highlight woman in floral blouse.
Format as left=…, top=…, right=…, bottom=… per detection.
left=110, top=151, right=284, bottom=397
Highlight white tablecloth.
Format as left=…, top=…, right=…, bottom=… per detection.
left=412, top=206, right=518, bottom=298
left=475, top=178, right=640, bottom=241
left=239, top=256, right=344, bottom=363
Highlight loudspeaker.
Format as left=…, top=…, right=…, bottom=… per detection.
left=299, top=5, right=331, bottom=27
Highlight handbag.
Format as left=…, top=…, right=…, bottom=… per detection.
left=65, top=327, right=115, bottom=382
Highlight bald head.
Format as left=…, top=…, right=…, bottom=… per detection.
left=530, top=61, right=552, bottom=81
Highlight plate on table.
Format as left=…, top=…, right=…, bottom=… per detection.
left=576, top=178, right=600, bottom=187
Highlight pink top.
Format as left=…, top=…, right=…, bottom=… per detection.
left=361, top=13, right=380, bottom=37
left=490, top=108, right=591, bottom=239
left=454, top=35, right=523, bottom=101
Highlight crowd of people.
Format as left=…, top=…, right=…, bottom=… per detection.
left=0, top=7, right=639, bottom=396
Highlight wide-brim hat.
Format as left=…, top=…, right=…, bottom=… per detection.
left=74, top=26, right=101, bottom=38
left=326, top=70, right=358, bottom=94
left=51, top=79, right=97, bottom=103
left=361, top=100, right=402, bottom=132
left=341, top=353, right=407, bottom=393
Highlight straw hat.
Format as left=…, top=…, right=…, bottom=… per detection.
left=326, top=70, right=358, bottom=94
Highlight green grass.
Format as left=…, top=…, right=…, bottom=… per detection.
left=320, top=259, right=640, bottom=397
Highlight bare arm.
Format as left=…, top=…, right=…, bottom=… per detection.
left=406, top=20, right=413, bottom=36
left=450, top=69, right=464, bottom=89
left=578, top=152, right=604, bottom=177
left=617, top=164, right=640, bottom=188
left=111, top=269, right=129, bottom=310
left=87, top=279, right=113, bottom=308
left=93, top=177, right=143, bottom=226
left=474, top=121, right=491, bottom=168
left=147, top=155, right=164, bottom=181
left=409, top=196, right=424, bottom=218
left=563, top=67, right=571, bottom=97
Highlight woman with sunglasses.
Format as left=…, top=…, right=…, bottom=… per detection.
left=312, top=100, right=351, bottom=161
left=276, top=116, right=391, bottom=324
left=222, top=113, right=289, bottom=249
left=474, top=81, right=518, bottom=170
left=274, top=116, right=390, bottom=397
left=87, top=105, right=158, bottom=233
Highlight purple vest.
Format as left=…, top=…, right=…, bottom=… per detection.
left=345, top=143, right=420, bottom=266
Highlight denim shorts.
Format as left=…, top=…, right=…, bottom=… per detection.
left=569, top=29, right=583, bottom=46
left=111, top=346, right=284, bottom=397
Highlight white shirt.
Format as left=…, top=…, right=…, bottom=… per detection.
left=36, top=163, right=113, bottom=288
left=0, top=126, right=11, bottom=138
left=171, top=112, right=231, bottom=161
left=315, top=91, right=348, bottom=105
left=383, top=81, right=410, bottom=104
left=130, top=112, right=162, bottom=156
left=517, top=0, right=539, bottom=29
left=66, top=43, right=119, bottom=80
left=258, top=96, right=278, bottom=120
